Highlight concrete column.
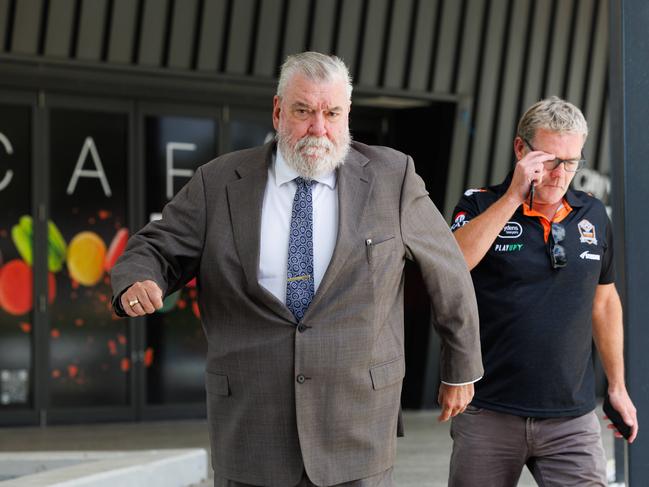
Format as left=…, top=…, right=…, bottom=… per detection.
left=609, top=0, right=649, bottom=483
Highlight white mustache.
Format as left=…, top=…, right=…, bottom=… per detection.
left=276, top=127, right=351, bottom=180
left=295, top=136, right=335, bottom=154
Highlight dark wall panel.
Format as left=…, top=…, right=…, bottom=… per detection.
left=454, top=0, right=486, bottom=96
left=358, top=0, right=390, bottom=87
left=107, top=0, right=139, bottom=64
left=0, top=0, right=11, bottom=52
left=76, top=0, right=108, bottom=61
left=444, top=0, right=486, bottom=215
left=226, top=0, right=256, bottom=74
left=491, top=0, right=533, bottom=184
left=310, top=0, right=336, bottom=54
left=598, top=104, right=610, bottom=174
left=584, top=0, right=608, bottom=169
left=335, top=0, right=363, bottom=79
left=196, top=0, right=227, bottom=72
left=167, top=0, right=199, bottom=69
left=543, top=0, right=574, bottom=97
left=467, top=0, right=509, bottom=188
left=282, top=0, right=310, bottom=59
left=11, top=0, right=44, bottom=55
left=253, top=0, right=283, bottom=77
left=138, top=0, right=169, bottom=67
left=44, top=0, right=75, bottom=57
left=519, top=0, right=553, bottom=114
left=566, top=0, right=596, bottom=105
left=432, top=0, right=462, bottom=93
left=407, top=0, right=438, bottom=92
left=383, top=0, right=414, bottom=89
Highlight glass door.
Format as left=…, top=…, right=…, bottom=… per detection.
left=45, top=95, right=136, bottom=422
left=0, top=93, right=38, bottom=425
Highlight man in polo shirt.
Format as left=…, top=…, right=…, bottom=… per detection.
left=448, top=97, right=638, bottom=486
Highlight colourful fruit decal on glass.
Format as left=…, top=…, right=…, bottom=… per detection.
left=11, top=215, right=67, bottom=272
left=11, top=216, right=33, bottom=266
left=67, top=231, right=106, bottom=286
left=2, top=215, right=198, bottom=317
left=0, top=259, right=56, bottom=315
left=105, top=228, right=128, bottom=272
left=48, top=220, right=67, bottom=272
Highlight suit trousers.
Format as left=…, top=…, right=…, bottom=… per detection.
left=448, top=406, right=607, bottom=487
left=214, top=468, right=393, bottom=487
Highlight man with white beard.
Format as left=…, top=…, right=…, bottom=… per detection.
left=111, top=51, right=482, bottom=487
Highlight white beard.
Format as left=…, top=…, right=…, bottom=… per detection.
left=276, top=129, right=351, bottom=180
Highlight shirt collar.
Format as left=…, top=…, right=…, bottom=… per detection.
left=563, top=187, right=585, bottom=208
left=274, top=147, right=337, bottom=189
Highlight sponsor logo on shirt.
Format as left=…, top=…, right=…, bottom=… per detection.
left=494, top=243, right=524, bottom=252
left=464, top=188, right=486, bottom=197
left=578, top=219, right=598, bottom=245
left=451, top=211, right=469, bottom=231
left=498, top=221, right=523, bottom=239
left=579, top=251, right=600, bottom=261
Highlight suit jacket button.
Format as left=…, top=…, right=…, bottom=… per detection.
left=296, top=374, right=306, bottom=384
left=297, top=324, right=307, bottom=333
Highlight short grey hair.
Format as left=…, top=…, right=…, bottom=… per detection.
left=517, top=96, right=588, bottom=142
left=276, top=51, right=353, bottom=101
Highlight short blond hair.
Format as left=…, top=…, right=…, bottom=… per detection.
left=517, top=96, right=588, bottom=142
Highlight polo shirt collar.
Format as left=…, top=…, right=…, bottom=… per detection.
left=274, top=147, right=337, bottom=189
left=563, top=187, right=585, bottom=208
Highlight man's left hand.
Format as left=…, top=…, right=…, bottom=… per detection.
left=437, top=383, right=474, bottom=422
left=606, top=388, right=639, bottom=443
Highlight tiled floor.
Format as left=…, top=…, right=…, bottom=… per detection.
left=0, top=408, right=615, bottom=486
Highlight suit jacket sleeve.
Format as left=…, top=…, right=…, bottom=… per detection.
left=399, top=156, right=483, bottom=384
left=110, top=167, right=207, bottom=309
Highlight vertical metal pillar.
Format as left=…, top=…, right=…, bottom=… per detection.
left=609, top=0, right=649, bottom=483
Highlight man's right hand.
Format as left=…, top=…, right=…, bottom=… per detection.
left=506, top=144, right=556, bottom=204
left=120, top=280, right=164, bottom=317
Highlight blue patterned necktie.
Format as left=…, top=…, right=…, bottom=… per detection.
left=286, top=177, right=315, bottom=321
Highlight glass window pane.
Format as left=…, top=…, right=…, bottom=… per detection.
left=48, top=107, right=130, bottom=408
left=0, top=104, right=33, bottom=410
left=230, top=114, right=274, bottom=151
left=144, top=115, right=216, bottom=404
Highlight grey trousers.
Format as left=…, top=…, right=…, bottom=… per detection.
left=449, top=406, right=607, bottom=487
left=214, top=468, right=393, bottom=487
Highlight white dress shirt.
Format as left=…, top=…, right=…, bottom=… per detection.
left=257, top=149, right=477, bottom=387
left=258, top=149, right=338, bottom=304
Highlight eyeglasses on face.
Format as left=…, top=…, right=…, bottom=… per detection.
left=549, top=222, right=567, bottom=269
left=523, top=138, right=586, bottom=173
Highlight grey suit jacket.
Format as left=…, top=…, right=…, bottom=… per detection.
left=111, top=141, right=482, bottom=486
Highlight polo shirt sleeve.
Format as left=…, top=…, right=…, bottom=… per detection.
left=450, top=189, right=483, bottom=232
left=599, top=217, right=616, bottom=284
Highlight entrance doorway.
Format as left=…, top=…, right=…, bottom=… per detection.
left=350, top=99, right=457, bottom=409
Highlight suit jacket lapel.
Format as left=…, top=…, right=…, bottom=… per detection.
left=227, top=142, right=297, bottom=323
left=304, top=148, right=372, bottom=319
